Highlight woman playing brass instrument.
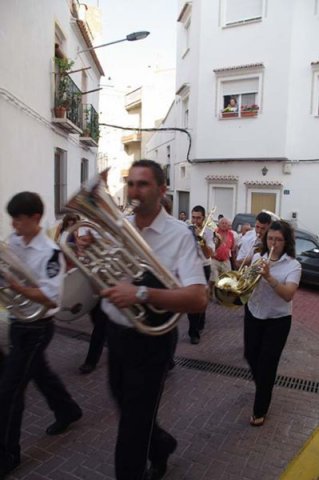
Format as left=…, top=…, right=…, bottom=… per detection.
left=244, top=220, right=301, bottom=427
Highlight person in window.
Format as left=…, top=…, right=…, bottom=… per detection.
left=226, top=97, right=238, bottom=112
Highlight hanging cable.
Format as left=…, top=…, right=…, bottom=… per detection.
left=99, top=123, right=193, bottom=163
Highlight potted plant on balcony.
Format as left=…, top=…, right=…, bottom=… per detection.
left=81, top=107, right=91, bottom=136
left=241, top=104, right=259, bottom=117
left=54, top=57, right=74, bottom=118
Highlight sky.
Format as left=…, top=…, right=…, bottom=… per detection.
left=86, top=0, right=178, bottom=88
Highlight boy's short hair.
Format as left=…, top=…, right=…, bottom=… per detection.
left=7, top=192, right=44, bottom=217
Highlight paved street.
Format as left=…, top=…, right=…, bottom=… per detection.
left=6, top=285, right=319, bottom=480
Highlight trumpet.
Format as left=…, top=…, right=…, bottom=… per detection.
left=190, top=207, right=220, bottom=247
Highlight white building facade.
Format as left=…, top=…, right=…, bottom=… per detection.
left=0, top=0, right=104, bottom=238
left=147, top=0, right=319, bottom=234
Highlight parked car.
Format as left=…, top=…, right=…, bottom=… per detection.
left=232, top=213, right=319, bottom=286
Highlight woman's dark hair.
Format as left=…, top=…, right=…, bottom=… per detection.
left=61, top=214, right=80, bottom=232
left=7, top=191, right=44, bottom=217
left=261, top=220, right=296, bottom=258
left=131, top=159, right=166, bottom=186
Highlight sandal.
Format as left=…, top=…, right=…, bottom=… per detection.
left=250, top=415, right=265, bottom=427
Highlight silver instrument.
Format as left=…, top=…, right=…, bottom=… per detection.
left=60, top=172, right=182, bottom=336
left=55, top=267, right=99, bottom=322
left=0, top=241, right=48, bottom=322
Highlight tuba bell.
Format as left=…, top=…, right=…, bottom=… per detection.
left=0, top=241, right=48, bottom=321
left=60, top=172, right=182, bottom=336
left=214, top=246, right=274, bottom=307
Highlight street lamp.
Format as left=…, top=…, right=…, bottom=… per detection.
left=78, top=31, right=150, bottom=54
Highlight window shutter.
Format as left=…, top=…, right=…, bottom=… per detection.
left=225, top=0, right=263, bottom=24
left=222, top=77, right=259, bottom=95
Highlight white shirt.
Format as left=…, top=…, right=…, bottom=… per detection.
left=8, top=230, right=65, bottom=319
left=101, top=207, right=206, bottom=327
left=248, top=252, right=301, bottom=319
left=236, top=230, right=257, bottom=262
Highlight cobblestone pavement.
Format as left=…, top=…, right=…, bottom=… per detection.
left=6, top=285, right=319, bottom=480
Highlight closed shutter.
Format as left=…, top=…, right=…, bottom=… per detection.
left=225, top=0, right=263, bottom=24
left=222, top=78, right=259, bottom=96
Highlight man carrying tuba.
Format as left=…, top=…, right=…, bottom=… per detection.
left=99, top=160, right=207, bottom=480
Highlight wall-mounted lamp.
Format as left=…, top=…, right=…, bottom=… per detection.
left=78, top=31, right=150, bottom=54
left=261, top=166, right=268, bottom=176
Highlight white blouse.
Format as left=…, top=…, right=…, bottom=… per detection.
left=248, top=252, right=301, bottom=319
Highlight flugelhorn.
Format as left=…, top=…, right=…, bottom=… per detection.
left=60, top=171, right=182, bottom=336
left=0, top=241, right=48, bottom=321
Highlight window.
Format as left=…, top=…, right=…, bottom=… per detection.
left=182, top=96, right=189, bottom=127
left=182, top=18, right=191, bottom=56
left=81, top=158, right=89, bottom=184
left=177, top=2, right=192, bottom=57
left=295, top=238, right=318, bottom=255
left=176, top=83, right=190, bottom=128
left=222, top=77, right=259, bottom=117
left=221, top=0, right=264, bottom=26
left=311, top=63, right=319, bottom=115
left=54, top=148, right=67, bottom=215
left=214, top=64, right=264, bottom=119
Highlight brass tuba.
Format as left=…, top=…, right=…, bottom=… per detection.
left=0, top=241, right=48, bottom=321
left=60, top=172, right=182, bottom=336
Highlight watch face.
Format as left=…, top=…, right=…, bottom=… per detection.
left=137, top=286, right=148, bottom=302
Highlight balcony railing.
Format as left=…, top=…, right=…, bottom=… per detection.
left=53, top=73, right=82, bottom=133
left=80, top=104, right=99, bottom=146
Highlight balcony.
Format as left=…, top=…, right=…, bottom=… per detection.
left=52, top=74, right=83, bottom=134
left=80, top=104, right=99, bottom=147
left=124, top=87, right=142, bottom=110
left=121, top=132, right=142, bottom=145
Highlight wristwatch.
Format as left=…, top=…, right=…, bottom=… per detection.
left=136, top=286, right=149, bottom=303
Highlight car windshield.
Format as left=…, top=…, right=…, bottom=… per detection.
left=296, top=238, right=318, bottom=255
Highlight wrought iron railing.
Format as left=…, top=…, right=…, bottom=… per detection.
left=55, top=73, right=82, bottom=128
left=82, top=103, right=99, bottom=143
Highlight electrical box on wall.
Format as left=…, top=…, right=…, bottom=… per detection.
left=291, top=211, right=298, bottom=219
left=283, top=163, right=292, bottom=174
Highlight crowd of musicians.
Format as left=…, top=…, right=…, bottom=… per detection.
left=0, top=160, right=301, bottom=479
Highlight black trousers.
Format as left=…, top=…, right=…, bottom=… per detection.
left=84, top=302, right=107, bottom=366
left=244, top=307, right=291, bottom=417
left=187, top=265, right=210, bottom=339
left=104, top=313, right=177, bottom=480
left=0, top=319, right=80, bottom=460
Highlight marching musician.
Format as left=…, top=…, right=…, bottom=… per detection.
left=0, top=192, right=82, bottom=478
left=209, top=217, right=236, bottom=300
left=235, top=211, right=272, bottom=269
left=187, top=205, right=214, bottom=344
left=100, top=160, right=207, bottom=480
left=244, top=220, right=301, bottom=426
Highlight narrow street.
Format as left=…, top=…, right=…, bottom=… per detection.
left=6, top=285, right=319, bottom=480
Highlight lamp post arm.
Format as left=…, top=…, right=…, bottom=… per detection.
left=79, top=38, right=127, bottom=54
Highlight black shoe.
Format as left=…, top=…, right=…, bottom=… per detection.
left=79, top=363, right=96, bottom=374
left=46, top=408, right=82, bottom=435
left=146, top=437, right=177, bottom=480
left=190, top=336, right=200, bottom=345
left=0, top=453, right=20, bottom=479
